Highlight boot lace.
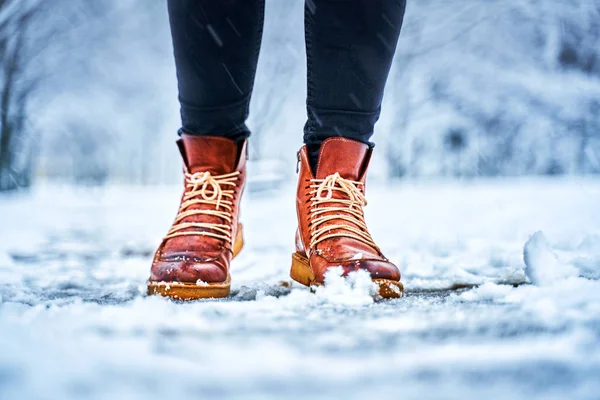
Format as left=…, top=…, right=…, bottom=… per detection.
left=164, top=170, right=240, bottom=245
left=308, top=172, right=379, bottom=251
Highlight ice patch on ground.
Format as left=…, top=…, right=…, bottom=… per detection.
left=231, top=282, right=292, bottom=301
left=524, top=231, right=579, bottom=285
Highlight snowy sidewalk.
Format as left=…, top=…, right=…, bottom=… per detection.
left=0, top=178, right=599, bottom=399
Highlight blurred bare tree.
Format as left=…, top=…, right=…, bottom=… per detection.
left=0, top=0, right=44, bottom=191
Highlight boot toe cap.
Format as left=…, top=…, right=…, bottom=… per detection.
left=150, top=257, right=228, bottom=284
left=312, top=256, right=401, bottom=283
left=340, top=259, right=401, bottom=282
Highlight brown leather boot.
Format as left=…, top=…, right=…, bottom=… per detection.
left=291, top=137, right=403, bottom=298
left=147, top=134, right=246, bottom=300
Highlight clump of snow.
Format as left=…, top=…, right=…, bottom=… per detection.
left=350, top=252, right=364, bottom=260
left=195, top=279, right=208, bottom=286
left=524, top=231, right=579, bottom=286
left=572, top=235, right=600, bottom=280
left=454, top=282, right=514, bottom=302
left=313, top=267, right=377, bottom=306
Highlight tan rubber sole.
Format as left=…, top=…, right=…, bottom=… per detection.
left=290, top=252, right=404, bottom=299
left=147, top=277, right=232, bottom=300
left=147, top=224, right=244, bottom=300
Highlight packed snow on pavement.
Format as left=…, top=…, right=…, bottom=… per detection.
left=1, top=178, right=599, bottom=400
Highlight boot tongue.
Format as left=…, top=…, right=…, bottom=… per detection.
left=315, top=138, right=369, bottom=181
left=179, top=134, right=239, bottom=174
left=312, top=138, right=378, bottom=260
left=164, top=134, right=240, bottom=257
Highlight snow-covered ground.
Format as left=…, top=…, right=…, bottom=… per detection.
left=1, top=178, right=599, bottom=400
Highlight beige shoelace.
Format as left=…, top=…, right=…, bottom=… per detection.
left=164, top=170, right=240, bottom=244
left=308, top=172, right=379, bottom=250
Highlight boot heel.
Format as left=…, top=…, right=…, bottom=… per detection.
left=290, top=252, right=315, bottom=287
left=232, top=223, right=244, bottom=258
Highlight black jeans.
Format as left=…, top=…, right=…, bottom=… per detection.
left=168, top=0, right=406, bottom=164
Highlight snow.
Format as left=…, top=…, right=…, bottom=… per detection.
left=524, top=231, right=579, bottom=285
left=313, top=268, right=377, bottom=306
left=1, top=178, right=600, bottom=399
left=453, top=281, right=514, bottom=302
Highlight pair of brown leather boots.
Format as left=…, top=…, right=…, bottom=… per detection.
left=147, top=134, right=403, bottom=300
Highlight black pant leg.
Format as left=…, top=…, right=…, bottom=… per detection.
left=168, top=0, right=265, bottom=141
left=304, top=0, right=406, bottom=164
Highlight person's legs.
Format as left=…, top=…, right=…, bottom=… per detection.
left=291, top=0, right=407, bottom=298
left=149, top=1, right=264, bottom=300
left=168, top=0, right=265, bottom=141
left=303, top=0, right=406, bottom=168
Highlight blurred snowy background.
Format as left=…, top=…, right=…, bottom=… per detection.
left=1, top=0, right=599, bottom=190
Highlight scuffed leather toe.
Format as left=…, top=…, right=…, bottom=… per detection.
left=150, top=256, right=228, bottom=284
left=312, top=256, right=401, bottom=284
left=345, top=259, right=401, bottom=281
